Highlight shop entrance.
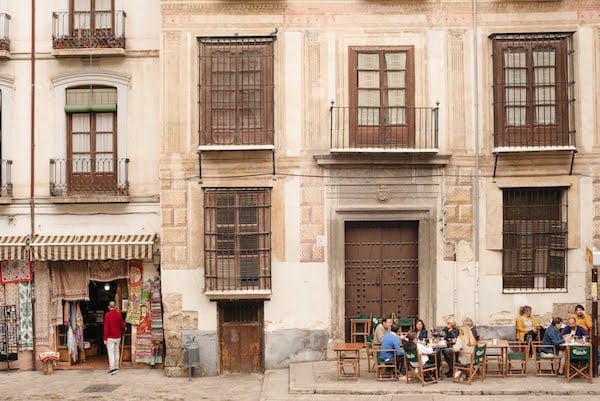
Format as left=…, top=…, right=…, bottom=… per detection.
left=56, top=279, right=131, bottom=368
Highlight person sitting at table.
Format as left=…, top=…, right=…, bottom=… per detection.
left=414, top=319, right=428, bottom=341
left=380, top=323, right=406, bottom=376
left=570, top=304, right=592, bottom=335
left=441, top=317, right=459, bottom=377
left=373, top=315, right=392, bottom=344
left=462, top=317, right=479, bottom=341
left=560, top=316, right=587, bottom=340
left=451, top=325, right=477, bottom=379
left=515, top=305, right=541, bottom=341
left=541, top=317, right=565, bottom=375
left=403, top=332, right=436, bottom=380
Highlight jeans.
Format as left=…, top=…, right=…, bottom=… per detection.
left=106, top=337, right=121, bottom=371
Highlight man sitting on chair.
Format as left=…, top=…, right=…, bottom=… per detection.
left=380, top=323, right=406, bottom=376
left=541, top=317, right=565, bottom=375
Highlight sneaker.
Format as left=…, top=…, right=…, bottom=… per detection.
left=556, top=372, right=564, bottom=376
left=454, top=370, right=462, bottom=379
left=109, top=369, right=117, bottom=375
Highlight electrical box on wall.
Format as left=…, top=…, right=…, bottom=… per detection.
left=593, top=250, right=600, bottom=266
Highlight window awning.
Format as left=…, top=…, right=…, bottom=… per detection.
left=0, top=236, right=28, bottom=261
left=30, top=234, right=156, bottom=261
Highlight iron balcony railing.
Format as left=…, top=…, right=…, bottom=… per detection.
left=0, top=159, right=12, bottom=197
left=0, top=13, right=10, bottom=52
left=329, top=103, right=439, bottom=151
left=49, top=158, right=129, bottom=196
left=52, top=10, right=126, bottom=50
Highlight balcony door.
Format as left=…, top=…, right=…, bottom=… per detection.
left=349, top=47, right=415, bottom=148
left=71, top=0, right=114, bottom=39
left=67, top=112, right=116, bottom=193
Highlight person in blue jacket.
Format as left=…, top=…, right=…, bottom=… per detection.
left=380, top=323, right=406, bottom=375
left=541, top=317, right=565, bottom=375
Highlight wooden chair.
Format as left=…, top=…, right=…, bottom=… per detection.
left=484, top=346, right=504, bottom=376
left=350, top=317, right=371, bottom=344
left=370, top=342, right=381, bottom=372
left=395, top=317, right=415, bottom=336
left=453, top=343, right=486, bottom=384
left=506, top=340, right=529, bottom=376
left=374, top=348, right=398, bottom=381
left=566, top=345, right=593, bottom=383
left=404, top=347, right=438, bottom=386
left=531, top=341, right=560, bottom=376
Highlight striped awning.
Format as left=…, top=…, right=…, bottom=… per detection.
left=30, top=234, right=156, bottom=261
left=0, top=236, right=28, bottom=261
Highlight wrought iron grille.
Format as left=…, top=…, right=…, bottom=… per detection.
left=329, top=104, right=439, bottom=150
left=198, top=37, right=274, bottom=146
left=491, top=32, right=575, bottom=149
left=502, top=188, right=568, bottom=291
left=204, top=188, right=271, bottom=292
left=49, top=158, right=129, bottom=196
left=52, top=10, right=126, bottom=49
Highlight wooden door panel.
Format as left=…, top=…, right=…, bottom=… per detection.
left=345, top=221, right=419, bottom=339
left=218, top=301, right=263, bottom=374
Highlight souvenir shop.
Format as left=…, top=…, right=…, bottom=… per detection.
left=0, top=234, right=164, bottom=371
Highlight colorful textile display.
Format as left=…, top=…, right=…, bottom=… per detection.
left=0, top=284, right=4, bottom=305
left=49, top=261, right=90, bottom=301
left=1, top=259, right=32, bottom=284
left=89, top=260, right=128, bottom=282
left=18, top=282, right=33, bottom=350
left=126, top=282, right=142, bottom=325
left=134, top=276, right=163, bottom=365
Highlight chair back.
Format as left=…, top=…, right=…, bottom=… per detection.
left=404, top=348, right=419, bottom=365
left=473, top=344, right=486, bottom=366
left=569, top=345, right=590, bottom=362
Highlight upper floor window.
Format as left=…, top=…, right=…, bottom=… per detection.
left=491, top=33, right=575, bottom=148
left=502, top=188, right=567, bottom=291
left=55, top=86, right=124, bottom=195
left=199, top=37, right=274, bottom=146
left=204, top=188, right=271, bottom=294
left=349, top=46, right=415, bottom=148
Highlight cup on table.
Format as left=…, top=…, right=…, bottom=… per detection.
left=424, top=338, right=430, bottom=345
left=492, top=338, right=498, bottom=345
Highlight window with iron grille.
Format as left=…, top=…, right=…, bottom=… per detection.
left=204, top=188, right=271, bottom=292
left=348, top=46, right=415, bottom=147
left=199, top=37, right=274, bottom=146
left=502, top=188, right=568, bottom=291
left=491, top=33, right=575, bottom=148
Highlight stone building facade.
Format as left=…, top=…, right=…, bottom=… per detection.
left=159, top=0, right=600, bottom=376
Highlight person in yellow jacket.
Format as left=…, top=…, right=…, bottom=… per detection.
left=570, top=304, right=592, bottom=335
left=515, top=305, right=541, bottom=341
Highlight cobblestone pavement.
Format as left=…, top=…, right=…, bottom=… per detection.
left=1, top=359, right=600, bottom=401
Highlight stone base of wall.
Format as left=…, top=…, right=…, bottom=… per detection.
left=265, top=329, right=328, bottom=369
left=164, top=330, right=217, bottom=377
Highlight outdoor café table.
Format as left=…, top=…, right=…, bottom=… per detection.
left=481, top=339, right=509, bottom=376
left=560, top=342, right=593, bottom=382
left=332, top=342, right=364, bottom=380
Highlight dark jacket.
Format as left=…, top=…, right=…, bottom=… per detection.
left=542, top=324, right=564, bottom=354
left=560, top=324, right=586, bottom=338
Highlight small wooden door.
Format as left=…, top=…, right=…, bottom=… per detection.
left=344, top=221, right=419, bottom=340
left=218, top=301, right=263, bottom=373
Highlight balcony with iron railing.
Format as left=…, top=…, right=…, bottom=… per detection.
left=52, top=10, right=126, bottom=56
left=329, top=102, right=439, bottom=152
left=0, top=159, right=12, bottom=200
left=49, top=158, right=129, bottom=202
left=0, top=13, right=11, bottom=58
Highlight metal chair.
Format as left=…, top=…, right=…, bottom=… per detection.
left=453, top=343, right=487, bottom=384
left=566, top=345, right=592, bottom=383
left=531, top=341, right=560, bottom=376
left=506, top=340, right=529, bottom=376
left=374, top=348, right=398, bottom=381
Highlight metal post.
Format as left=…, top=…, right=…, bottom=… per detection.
left=592, top=266, right=598, bottom=377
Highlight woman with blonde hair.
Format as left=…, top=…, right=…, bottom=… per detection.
left=515, top=305, right=540, bottom=341
left=453, top=325, right=477, bottom=365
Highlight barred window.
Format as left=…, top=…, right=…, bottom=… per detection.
left=199, top=37, right=274, bottom=146
left=502, top=188, right=567, bottom=291
left=204, top=188, right=271, bottom=292
left=491, top=33, right=575, bottom=148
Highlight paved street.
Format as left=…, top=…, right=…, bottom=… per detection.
left=0, top=359, right=599, bottom=401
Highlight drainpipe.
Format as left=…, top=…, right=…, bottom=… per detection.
left=472, top=0, right=481, bottom=324
left=30, top=0, right=37, bottom=371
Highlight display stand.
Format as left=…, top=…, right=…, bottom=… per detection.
left=0, top=305, right=19, bottom=371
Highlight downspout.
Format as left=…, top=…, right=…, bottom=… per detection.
left=471, top=0, right=481, bottom=324
left=30, top=0, right=36, bottom=371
